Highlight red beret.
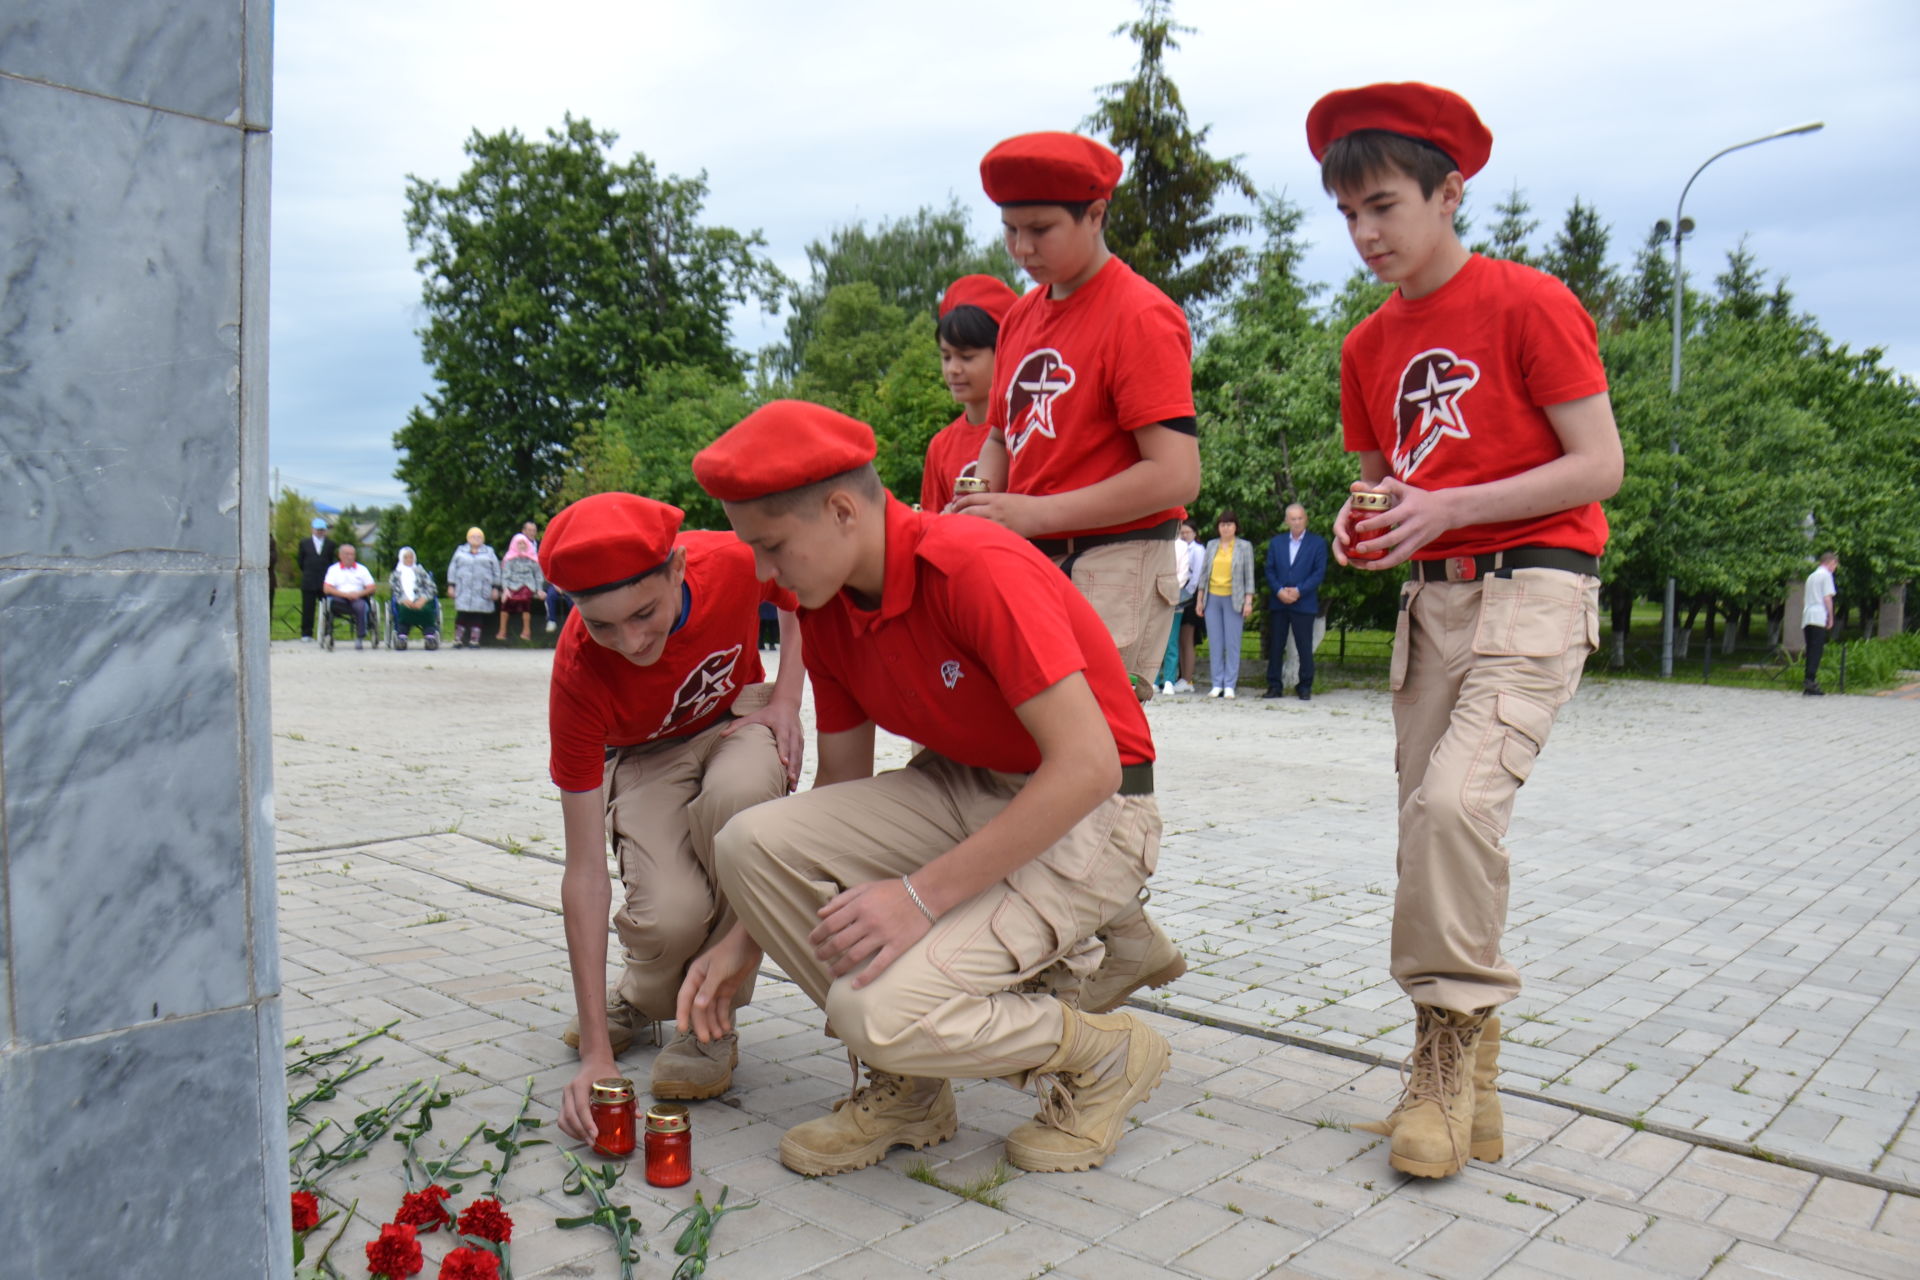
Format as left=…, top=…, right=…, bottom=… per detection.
left=980, top=132, right=1123, bottom=204
left=1306, top=82, right=1492, bottom=180
left=541, top=492, right=683, bottom=593
left=939, top=274, right=1019, bottom=325
left=693, top=400, right=877, bottom=502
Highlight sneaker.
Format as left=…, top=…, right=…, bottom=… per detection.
left=1006, top=1008, right=1171, bottom=1173
left=546, top=620, right=558, bottom=634
left=1160, top=681, right=1176, bottom=695
left=354, top=638, right=364, bottom=651
left=424, top=635, right=439, bottom=651
left=1208, top=687, right=1223, bottom=699
left=1172, top=679, right=1194, bottom=694
left=300, top=635, right=314, bottom=643
left=650, top=1030, right=738, bottom=1100
left=561, top=994, right=652, bottom=1056
left=393, top=635, right=407, bottom=651
left=778, top=1066, right=956, bottom=1176
left=1223, top=687, right=1236, bottom=699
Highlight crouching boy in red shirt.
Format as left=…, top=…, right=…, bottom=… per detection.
left=542, top=493, right=804, bottom=1144
left=1311, top=83, right=1623, bottom=1178
left=676, top=400, right=1172, bottom=1176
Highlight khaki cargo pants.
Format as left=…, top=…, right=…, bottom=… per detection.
left=604, top=685, right=786, bottom=1020
left=1048, top=538, right=1181, bottom=693
left=714, top=751, right=1161, bottom=1081
left=1390, top=569, right=1600, bottom=1014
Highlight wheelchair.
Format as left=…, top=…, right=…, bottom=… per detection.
left=317, top=593, right=382, bottom=652
left=387, top=596, right=442, bottom=651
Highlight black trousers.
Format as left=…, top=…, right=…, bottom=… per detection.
left=1803, top=624, right=1829, bottom=687
left=300, top=587, right=323, bottom=638
left=1266, top=608, right=1317, bottom=693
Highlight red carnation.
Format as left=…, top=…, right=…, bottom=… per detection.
left=365, top=1221, right=424, bottom=1278
left=455, top=1198, right=513, bottom=1244
left=291, top=1189, right=320, bottom=1233
left=394, top=1184, right=454, bottom=1233
left=437, top=1247, right=501, bottom=1280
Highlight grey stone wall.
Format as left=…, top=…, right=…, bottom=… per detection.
left=0, top=3, right=288, bottom=1275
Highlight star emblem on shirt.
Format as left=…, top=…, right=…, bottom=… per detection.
left=1394, top=348, right=1481, bottom=478
left=655, top=645, right=742, bottom=738
left=1005, top=347, right=1077, bottom=454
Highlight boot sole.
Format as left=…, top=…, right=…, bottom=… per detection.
left=1388, top=1148, right=1470, bottom=1178
left=1084, top=956, right=1189, bottom=1015
left=778, top=1114, right=957, bottom=1176
left=1005, top=1031, right=1172, bottom=1174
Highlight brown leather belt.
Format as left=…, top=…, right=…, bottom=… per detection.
left=1032, top=518, right=1180, bottom=560
left=1118, top=762, right=1155, bottom=796
left=1410, top=547, right=1599, bottom=583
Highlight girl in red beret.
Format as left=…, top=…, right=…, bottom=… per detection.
left=921, top=274, right=1018, bottom=513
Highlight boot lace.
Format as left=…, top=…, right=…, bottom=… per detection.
left=834, top=1049, right=908, bottom=1115
left=1386, top=1010, right=1476, bottom=1162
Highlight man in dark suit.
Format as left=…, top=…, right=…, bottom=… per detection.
left=1264, top=503, right=1328, bottom=700
left=296, top=515, right=340, bottom=641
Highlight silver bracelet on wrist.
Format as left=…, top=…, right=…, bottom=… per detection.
left=901, top=875, right=936, bottom=923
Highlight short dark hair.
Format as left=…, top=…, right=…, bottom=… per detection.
left=1819, top=550, right=1839, bottom=564
left=734, top=463, right=886, bottom=518
left=1216, top=510, right=1239, bottom=528
left=936, top=303, right=1001, bottom=351
left=1000, top=199, right=1096, bottom=222
left=1320, top=129, right=1458, bottom=198
left=567, top=559, right=674, bottom=601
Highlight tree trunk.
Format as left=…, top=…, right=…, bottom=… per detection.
left=1609, top=584, right=1633, bottom=667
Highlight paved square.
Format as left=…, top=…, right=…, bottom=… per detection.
left=273, top=643, right=1918, bottom=1276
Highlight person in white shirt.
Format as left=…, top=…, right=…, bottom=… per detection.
left=1801, top=551, right=1839, bottom=696
left=323, top=544, right=379, bottom=650
left=1159, top=521, right=1206, bottom=693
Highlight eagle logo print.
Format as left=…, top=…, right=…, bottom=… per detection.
left=1393, top=348, right=1481, bottom=478
left=1004, top=347, right=1076, bottom=455
left=655, top=645, right=742, bottom=738
left=940, top=660, right=963, bottom=690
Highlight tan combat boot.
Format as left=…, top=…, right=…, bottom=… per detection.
left=562, top=994, right=651, bottom=1056
left=1355, top=1004, right=1486, bottom=1178
left=778, top=1066, right=957, bottom=1176
left=1356, top=1013, right=1504, bottom=1164
left=1079, top=896, right=1188, bottom=1014
left=650, top=1030, right=738, bottom=1101
left=1005, top=1006, right=1171, bottom=1173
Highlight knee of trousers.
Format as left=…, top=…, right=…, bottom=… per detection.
left=711, top=802, right=795, bottom=921
left=824, top=981, right=928, bottom=1068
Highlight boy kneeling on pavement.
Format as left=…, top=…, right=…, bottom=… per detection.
left=676, top=400, right=1172, bottom=1175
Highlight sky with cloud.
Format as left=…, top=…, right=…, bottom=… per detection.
left=268, top=0, right=1918, bottom=509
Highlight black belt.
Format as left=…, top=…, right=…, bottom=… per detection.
left=1411, top=547, right=1599, bottom=583
left=1032, top=518, right=1179, bottom=560
left=1118, top=762, right=1155, bottom=796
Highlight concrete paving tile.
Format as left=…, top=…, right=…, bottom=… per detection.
left=931, top=1222, right=1086, bottom=1279
left=1175, top=1216, right=1314, bottom=1280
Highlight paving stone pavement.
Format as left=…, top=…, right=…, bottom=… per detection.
left=272, top=641, right=1919, bottom=1277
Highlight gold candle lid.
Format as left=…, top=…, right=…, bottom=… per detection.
left=1351, top=490, right=1393, bottom=512
left=645, top=1102, right=691, bottom=1133
left=591, top=1077, right=636, bottom=1104
left=952, top=475, right=990, bottom=496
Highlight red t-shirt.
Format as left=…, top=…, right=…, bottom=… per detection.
left=1341, top=254, right=1611, bottom=558
left=547, top=531, right=797, bottom=791
left=988, top=257, right=1194, bottom=539
left=920, top=413, right=990, bottom=512
left=803, top=497, right=1154, bottom=771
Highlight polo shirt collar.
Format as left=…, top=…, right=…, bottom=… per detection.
left=842, top=496, right=923, bottom=637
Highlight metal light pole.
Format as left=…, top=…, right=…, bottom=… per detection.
left=1656, top=121, right=1824, bottom=678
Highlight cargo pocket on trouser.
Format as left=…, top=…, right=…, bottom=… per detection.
left=1463, top=691, right=1557, bottom=842
left=1389, top=580, right=1419, bottom=692
left=1471, top=569, right=1585, bottom=658
left=987, top=885, right=1072, bottom=987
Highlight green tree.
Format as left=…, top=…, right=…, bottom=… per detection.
left=396, top=115, right=784, bottom=557
left=770, top=202, right=1015, bottom=382
left=1540, top=197, right=1619, bottom=324
left=1474, top=183, right=1537, bottom=263
left=1083, top=0, right=1256, bottom=317
left=270, top=487, right=318, bottom=590
left=556, top=365, right=761, bottom=534
left=1622, top=223, right=1674, bottom=326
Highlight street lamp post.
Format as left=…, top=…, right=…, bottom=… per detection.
left=1655, top=121, right=1823, bottom=678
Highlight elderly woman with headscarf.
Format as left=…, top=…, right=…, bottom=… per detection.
left=447, top=526, right=501, bottom=648
left=388, top=547, right=441, bottom=650
left=496, top=531, right=547, bottom=642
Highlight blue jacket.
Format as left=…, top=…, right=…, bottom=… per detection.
left=1264, top=531, right=1328, bottom=615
